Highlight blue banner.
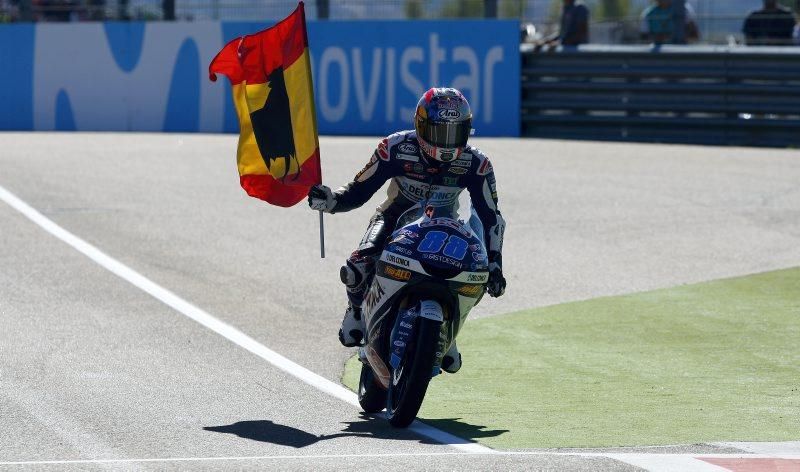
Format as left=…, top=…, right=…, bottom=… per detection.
left=0, top=20, right=519, bottom=136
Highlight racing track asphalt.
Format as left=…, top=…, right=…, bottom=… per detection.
left=1, top=133, right=799, bottom=470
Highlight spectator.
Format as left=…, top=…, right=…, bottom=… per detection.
left=640, top=0, right=700, bottom=44
left=86, top=0, right=105, bottom=20
left=535, top=0, right=589, bottom=51
left=743, top=0, right=797, bottom=46
left=0, top=0, right=13, bottom=22
left=520, top=22, right=538, bottom=43
left=39, top=0, right=77, bottom=20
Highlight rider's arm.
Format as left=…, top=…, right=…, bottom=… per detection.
left=332, top=138, right=396, bottom=213
left=466, top=154, right=506, bottom=268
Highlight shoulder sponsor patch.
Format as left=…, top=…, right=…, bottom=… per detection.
left=449, top=166, right=468, bottom=175
left=477, top=158, right=493, bottom=176
left=377, top=138, right=389, bottom=161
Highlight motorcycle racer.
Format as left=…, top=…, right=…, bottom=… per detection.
left=308, top=88, right=506, bottom=373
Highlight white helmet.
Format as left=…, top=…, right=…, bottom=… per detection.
left=414, top=87, right=472, bottom=162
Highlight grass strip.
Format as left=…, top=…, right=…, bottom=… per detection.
left=343, top=268, right=800, bottom=448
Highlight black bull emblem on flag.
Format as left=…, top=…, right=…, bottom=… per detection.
left=250, top=66, right=299, bottom=181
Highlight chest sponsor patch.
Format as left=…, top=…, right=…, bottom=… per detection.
left=449, top=166, right=468, bottom=175
left=451, top=159, right=471, bottom=168
left=443, top=176, right=459, bottom=186
left=396, top=153, right=419, bottom=162
left=398, top=142, right=418, bottom=154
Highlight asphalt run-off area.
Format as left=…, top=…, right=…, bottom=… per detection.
left=1, top=133, right=799, bottom=471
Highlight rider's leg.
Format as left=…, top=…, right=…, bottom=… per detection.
left=338, top=212, right=395, bottom=347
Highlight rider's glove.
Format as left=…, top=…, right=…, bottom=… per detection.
left=487, top=262, right=506, bottom=297
left=308, top=184, right=337, bottom=213
left=486, top=251, right=506, bottom=298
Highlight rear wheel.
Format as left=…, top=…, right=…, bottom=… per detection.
left=386, top=316, right=441, bottom=428
left=358, top=363, right=386, bottom=413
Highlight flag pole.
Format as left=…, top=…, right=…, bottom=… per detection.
left=299, top=0, right=325, bottom=259
left=318, top=209, right=325, bottom=258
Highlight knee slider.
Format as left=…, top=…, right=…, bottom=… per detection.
left=340, top=258, right=372, bottom=289
left=340, top=262, right=360, bottom=287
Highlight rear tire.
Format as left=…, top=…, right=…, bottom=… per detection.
left=386, top=316, right=441, bottom=428
left=358, top=363, right=386, bottom=413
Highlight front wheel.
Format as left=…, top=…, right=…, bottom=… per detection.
left=358, top=363, right=386, bottom=413
left=386, top=316, right=441, bottom=428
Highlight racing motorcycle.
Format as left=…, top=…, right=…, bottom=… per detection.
left=356, top=201, right=489, bottom=427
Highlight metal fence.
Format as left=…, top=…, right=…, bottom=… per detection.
left=520, top=44, right=800, bottom=147
left=2, top=0, right=798, bottom=47
left=0, top=0, right=536, bottom=22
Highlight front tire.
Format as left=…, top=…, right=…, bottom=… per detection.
left=386, top=316, right=441, bottom=428
left=358, top=363, right=386, bottom=413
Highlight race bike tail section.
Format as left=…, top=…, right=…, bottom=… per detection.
left=357, top=202, right=489, bottom=427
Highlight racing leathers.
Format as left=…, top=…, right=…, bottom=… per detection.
left=325, top=130, right=506, bottom=312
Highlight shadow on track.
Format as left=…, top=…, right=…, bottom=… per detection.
left=204, top=414, right=506, bottom=448
left=419, top=418, right=509, bottom=442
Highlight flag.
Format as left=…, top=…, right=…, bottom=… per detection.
left=209, top=2, right=321, bottom=207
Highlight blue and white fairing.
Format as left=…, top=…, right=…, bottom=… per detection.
left=361, top=203, right=490, bottom=382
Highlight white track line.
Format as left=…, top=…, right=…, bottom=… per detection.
left=0, top=184, right=491, bottom=454
left=713, top=441, right=800, bottom=454
left=2, top=453, right=798, bottom=467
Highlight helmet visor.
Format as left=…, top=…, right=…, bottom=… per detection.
left=419, top=118, right=471, bottom=149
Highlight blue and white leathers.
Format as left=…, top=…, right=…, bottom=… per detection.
left=334, top=130, right=505, bottom=310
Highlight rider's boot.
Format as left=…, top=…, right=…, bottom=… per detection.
left=338, top=302, right=366, bottom=347
left=339, top=252, right=374, bottom=348
left=442, top=340, right=462, bottom=373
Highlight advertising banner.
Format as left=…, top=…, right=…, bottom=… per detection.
left=0, top=20, right=519, bottom=136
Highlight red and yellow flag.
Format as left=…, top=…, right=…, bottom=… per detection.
left=209, top=2, right=321, bottom=207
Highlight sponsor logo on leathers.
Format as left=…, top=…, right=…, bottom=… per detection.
left=449, top=166, right=468, bottom=175
left=398, top=142, right=418, bottom=154
left=377, top=138, right=389, bottom=161
left=355, top=158, right=378, bottom=182
left=477, top=158, right=493, bottom=175
left=402, top=183, right=459, bottom=204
